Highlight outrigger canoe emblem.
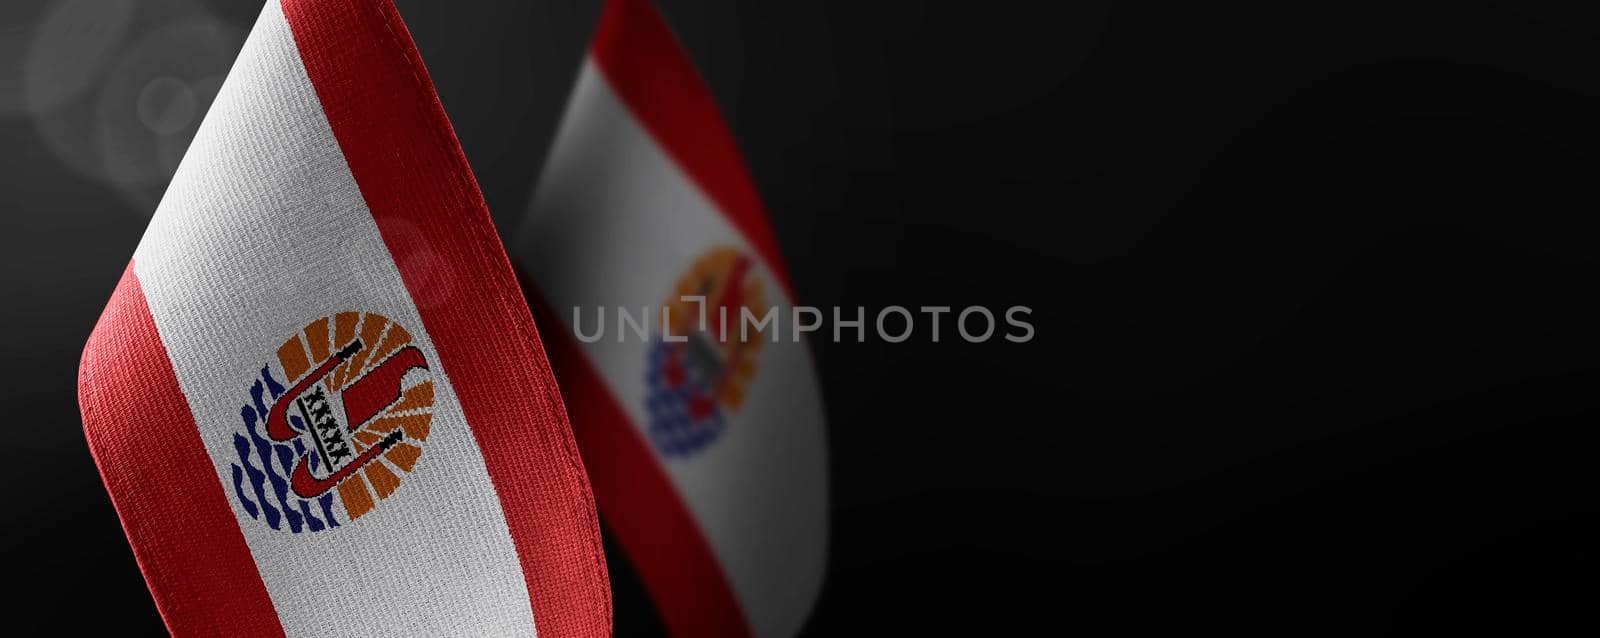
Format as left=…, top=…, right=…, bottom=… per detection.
left=267, top=337, right=427, bottom=498
left=645, top=247, right=769, bottom=457
left=228, top=312, right=437, bottom=532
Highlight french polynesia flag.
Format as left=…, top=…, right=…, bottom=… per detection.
left=77, top=1, right=610, bottom=636
left=515, top=1, right=829, bottom=637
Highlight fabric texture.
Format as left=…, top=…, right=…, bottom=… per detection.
left=77, top=1, right=611, bottom=635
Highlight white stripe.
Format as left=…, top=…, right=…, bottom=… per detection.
left=133, top=4, right=537, bottom=636
left=519, top=60, right=827, bottom=638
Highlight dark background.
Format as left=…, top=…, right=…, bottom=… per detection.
left=4, top=0, right=1599, bottom=634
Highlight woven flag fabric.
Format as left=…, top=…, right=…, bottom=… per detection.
left=515, top=1, right=829, bottom=636
left=76, top=1, right=610, bottom=635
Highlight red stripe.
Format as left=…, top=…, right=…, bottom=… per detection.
left=523, top=280, right=752, bottom=638
left=278, top=1, right=611, bottom=634
left=78, top=264, right=284, bottom=638
left=589, top=0, right=795, bottom=299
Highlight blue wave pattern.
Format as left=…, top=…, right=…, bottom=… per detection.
left=229, top=365, right=339, bottom=533
left=645, top=338, right=727, bottom=457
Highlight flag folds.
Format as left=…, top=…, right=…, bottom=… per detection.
left=77, top=1, right=610, bottom=635
left=517, top=1, right=829, bottom=636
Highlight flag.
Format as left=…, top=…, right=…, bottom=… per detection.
left=76, top=1, right=610, bottom=635
left=514, top=1, right=829, bottom=636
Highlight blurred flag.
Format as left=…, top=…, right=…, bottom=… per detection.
left=515, top=1, right=829, bottom=636
left=76, top=1, right=609, bottom=635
